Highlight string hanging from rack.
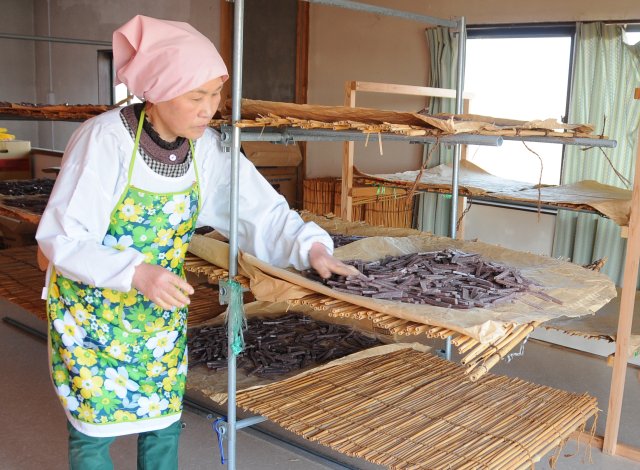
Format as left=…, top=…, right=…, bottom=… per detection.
left=580, top=115, right=630, bottom=188
left=223, top=279, right=247, bottom=356
left=456, top=199, right=472, bottom=232
left=407, top=138, right=441, bottom=199
left=521, top=139, right=544, bottom=220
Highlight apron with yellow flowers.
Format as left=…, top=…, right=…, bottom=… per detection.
left=47, top=110, right=200, bottom=437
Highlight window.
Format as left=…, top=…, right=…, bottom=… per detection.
left=463, top=26, right=574, bottom=186
left=624, top=29, right=640, bottom=45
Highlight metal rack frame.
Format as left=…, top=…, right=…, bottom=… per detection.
left=221, top=1, right=476, bottom=468
left=222, top=2, right=627, bottom=468
left=2, top=3, right=625, bottom=468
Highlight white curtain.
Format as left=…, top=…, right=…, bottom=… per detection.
left=552, top=23, right=640, bottom=286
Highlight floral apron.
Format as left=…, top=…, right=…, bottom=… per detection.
left=47, top=110, right=200, bottom=436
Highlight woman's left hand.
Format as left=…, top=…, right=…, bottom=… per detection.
left=308, top=242, right=360, bottom=279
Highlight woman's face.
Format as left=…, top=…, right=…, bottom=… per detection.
left=147, top=76, right=224, bottom=141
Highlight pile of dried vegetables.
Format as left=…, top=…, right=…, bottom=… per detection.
left=305, top=249, right=561, bottom=309
left=188, top=313, right=382, bottom=378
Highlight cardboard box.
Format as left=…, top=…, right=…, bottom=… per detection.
left=241, top=142, right=302, bottom=208
left=257, top=166, right=299, bottom=208
left=241, top=141, right=302, bottom=167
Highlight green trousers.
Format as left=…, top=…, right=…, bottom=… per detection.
left=67, top=420, right=182, bottom=470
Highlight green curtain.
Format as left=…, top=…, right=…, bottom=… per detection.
left=418, top=27, right=458, bottom=236
left=552, top=23, right=640, bottom=286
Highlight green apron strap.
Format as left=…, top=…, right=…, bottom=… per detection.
left=188, top=139, right=202, bottom=213
left=128, top=108, right=146, bottom=181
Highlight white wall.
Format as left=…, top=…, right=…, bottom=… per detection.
left=462, top=204, right=556, bottom=256
left=2, top=0, right=223, bottom=150
left=1, top=0, right=38, bottom=144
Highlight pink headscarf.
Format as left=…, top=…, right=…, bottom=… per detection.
left=113, top=15, right=228, bottom=103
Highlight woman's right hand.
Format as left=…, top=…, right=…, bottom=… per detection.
left=132, top=263, right=194, bottom=310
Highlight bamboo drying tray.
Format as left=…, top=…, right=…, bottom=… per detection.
left=0, top=246, right=234, bottom=328
left=0, top=102, right=112, bottom=121
left=288, top=292, right=539, bottom=382
left=236, top=347, right=598, bottom=470
left=356, top=162, right=632, bottom=227
left=188, top=232, right=541, bottom=381
left=226, top=99, right=602, bottom=139
left=0, top=202, right=43, bottom=225
left=0, top=246, right=47, bottom=319
left=184, top=253, right=250, bottom=289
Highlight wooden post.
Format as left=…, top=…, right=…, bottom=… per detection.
left=603, top=87, right=640, bottom=454
left=295, top=0, right=310, bottom=210
left=219, top=0, right=233, bottom=107
left=341, top=81, right=356, bottom=221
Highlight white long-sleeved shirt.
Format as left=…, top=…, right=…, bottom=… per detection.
left=36, top=108, right=332, bottom=292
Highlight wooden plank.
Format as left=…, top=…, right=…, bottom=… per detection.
left=572, top=431, right=640, bottom=462
left=353, top=81, right=474, bottom=100
left=603, top=97, right=640, bottom=453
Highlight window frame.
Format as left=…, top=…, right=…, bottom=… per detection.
left=463, top=23, right=577, bottom=213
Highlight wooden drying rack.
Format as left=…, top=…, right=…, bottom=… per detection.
left=340, top=80, right=472, bottom=237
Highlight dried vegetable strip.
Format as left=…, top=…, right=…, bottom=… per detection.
left=188, top=313, right=383, bottom=378
left=236, top=348, right=598, bottom=470
left=305, top=248, right=561, bottom=309
left=329, top=233, right=366, bottom=248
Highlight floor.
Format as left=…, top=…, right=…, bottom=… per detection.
left=2, top=299, right=640, bottom=470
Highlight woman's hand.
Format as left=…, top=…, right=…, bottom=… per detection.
left=132, top=263, right=194, bottom=310
left=308, top=242, right=360, bottom=279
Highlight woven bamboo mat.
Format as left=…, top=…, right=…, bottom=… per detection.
left=0, top=246, right=46, bottom=319
left=0, top=202, right=42, bottom=225
left=227, top=99, right=600, bottom=139
left=0, top=246, right=232, bottom=328
left=237, top=348, right=598, bottom=470
left=0, top=102, right=112, bottom=121
left=184, top=253, right=250, bottom=288
left=288, top=293, right=539, bottom=382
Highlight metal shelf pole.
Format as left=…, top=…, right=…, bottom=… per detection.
left=445, top=16, right=467, bottom=361
left=0, top=32, right=111, bottom=47
left=304, top=0, right=457, bottom=28
left=450, top=16, right=467, bottom=240
left=219, top=126, right=504, bottom=147
left=227, top=0, right=245, bottom=467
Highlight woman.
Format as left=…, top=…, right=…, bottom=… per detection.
left=36, top=14, right=355, bottom=469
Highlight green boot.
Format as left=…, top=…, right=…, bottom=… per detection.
left=137, top=420, right=183, bottom=470
left=68, top=421, right=116, bottom=470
